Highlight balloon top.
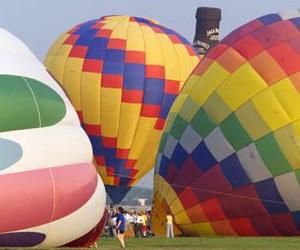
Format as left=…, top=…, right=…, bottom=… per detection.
left=196, top=7, right=222, bottom=21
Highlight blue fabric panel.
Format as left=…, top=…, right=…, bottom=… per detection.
left=85, top=37, right=109, bottom=59
left=123, top=63, right=145, bottom=90
left=220, top=153, right=251, bottom=189
left=143, top=78, right=164, bottom=105
left=255, top=178, right=289, bottom=214
left=191, top=141, right=217, bottom=171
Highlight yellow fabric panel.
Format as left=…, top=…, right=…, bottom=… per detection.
left=236, top=101, right=270, bottom=140
left=203, top=93, right=232, bottom=124
left=63, top=57, right=84, bottom=111
left=154, top=172, right=164, bottom=194
left=153, top=175, right=161, bottom=194
left=190, top=62, right=230, bottom=106
left=293, top=120, right=300, bottom=138
left=179, top=96, right=199, bottom=122
left=81, top=72, right=101, bottom=124
left=104, top=176, right=115, bottom=185
left=275, top=124, right=300, bottom=170
left=117, top=103, right=141, bottom=149
left=159, top=176, right=175, bottom=209
left=169, top=198, right=185, bottom=215
left=175, top=210, right=192, bottom=225
left=217, top=63, right=267, bottom=110
left=252, top=88, right=291, bottom=131
left=173, top=44, right=199, bottom=82
left=155, top=176, right=177, bottom=210
left=105, top=16, right=124, bottom=21
left=169, top=94, right=188, bottom=114
left=49, top=44, right=72, bottom=86
left=271, top=78, right=300, bottom=121
left=165, top=187, right=178, bottom=207
left=96, top=164, right=108, bottom=178
left=128, top=117, right=156, bottom=159
left=126, top=21, right=144, bottom=51
left=157, top=33, right=181, bottom=80
left=180, top=222, right=215, bottom=236
left=101, top=16, right=125, bottom=29
left=110, top=17, right=129, bottom=39
left=155, top=174, right=166, bottom=196
left=141, top=25, right=164, bottom=66
left=44, top=33, right=69, bottom=68
left=182, top=74, right=201, bottom=94
left=152, top=195, right=167, bottom=236
left=100, top=87, right=122, bottom=137
left=132, top=129, right=161, bottom=179
left=164, top=112, right=177, bottom=133
left=158, top=178, right=171, bottom=204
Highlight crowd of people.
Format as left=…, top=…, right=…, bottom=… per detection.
left=105, top=207, right=153, bottom=239
left=102, top=205, right=174, bottom=249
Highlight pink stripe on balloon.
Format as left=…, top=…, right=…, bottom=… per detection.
left=51, top=163, right=98, bottom=220
left=0, top=163, right=97, bottom=232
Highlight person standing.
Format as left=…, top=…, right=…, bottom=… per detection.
left=166, top=214, right=174, bottom=238
left=136, top=212, right=144, bottom=238
left=116, top=207, right=126, bottom=249
left=146, top=211, right=152, bottom=236
left=132, top=210, right=138, bottom=237
left=142, top=212, right=148, bottom=237
left=128, top=211, right=135, bottom=238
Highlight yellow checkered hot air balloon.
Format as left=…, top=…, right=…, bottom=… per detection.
left=45, top=15, right=199, bottom=203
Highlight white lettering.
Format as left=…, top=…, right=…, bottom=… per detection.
left=206, top=28, right=219, bottom=37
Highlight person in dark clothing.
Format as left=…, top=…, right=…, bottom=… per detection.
left=116, top=207, right=126, bottom=249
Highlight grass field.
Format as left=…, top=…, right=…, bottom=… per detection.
left=95, top=237, right=300, bottom=250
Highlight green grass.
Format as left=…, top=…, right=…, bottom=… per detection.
left=96, top=236, right=300, bottom=250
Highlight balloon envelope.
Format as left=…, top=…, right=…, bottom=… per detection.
left=45, top=15, right=199, bottom=203
left=0, top=27, right=106, bottom=247
left=152, top=11, right=300, bottom=236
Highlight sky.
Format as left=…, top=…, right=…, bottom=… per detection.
left=0, top=0, right=299, bottom=187
left=0, top=0, right=299, bottom=61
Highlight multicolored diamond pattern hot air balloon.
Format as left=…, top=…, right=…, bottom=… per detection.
left=45, top=15, right=199, bottom=203
left=152, top=11, right=300, bottom=236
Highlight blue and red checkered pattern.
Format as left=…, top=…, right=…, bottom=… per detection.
left=45, top=15, right=199, bottom=203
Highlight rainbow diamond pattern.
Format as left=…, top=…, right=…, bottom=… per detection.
left=152, top=11, right=300, bottom=236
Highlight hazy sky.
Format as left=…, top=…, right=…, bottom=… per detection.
left=0, top=0, right=299, bottom=187
left=0, top=0, right=299, bottom=61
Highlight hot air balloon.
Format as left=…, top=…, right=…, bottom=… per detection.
left=45, top=15, right=199, bottom=203
left=0, top=27, right=106, bottom=247
left=152, top=10, right=300, bottom=236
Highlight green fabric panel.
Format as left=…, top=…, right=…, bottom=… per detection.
left=220, top=113, right=253, bottom=151
left=159, top=132, right=169, bottom=153
left=190, top=108, right=216, bottom=138
left=164, top=112, right=176, bottom=133
left=255, top=133, right=292, bottom=176
left=170, top=115, right=188, bottom=140
left=294, top=169, right=300, bottom=186
left=0, top=75, right=66, bottom=132
left=0, top=75, right=39, bottom=131
left=27, top=77, right=66, bottom=126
